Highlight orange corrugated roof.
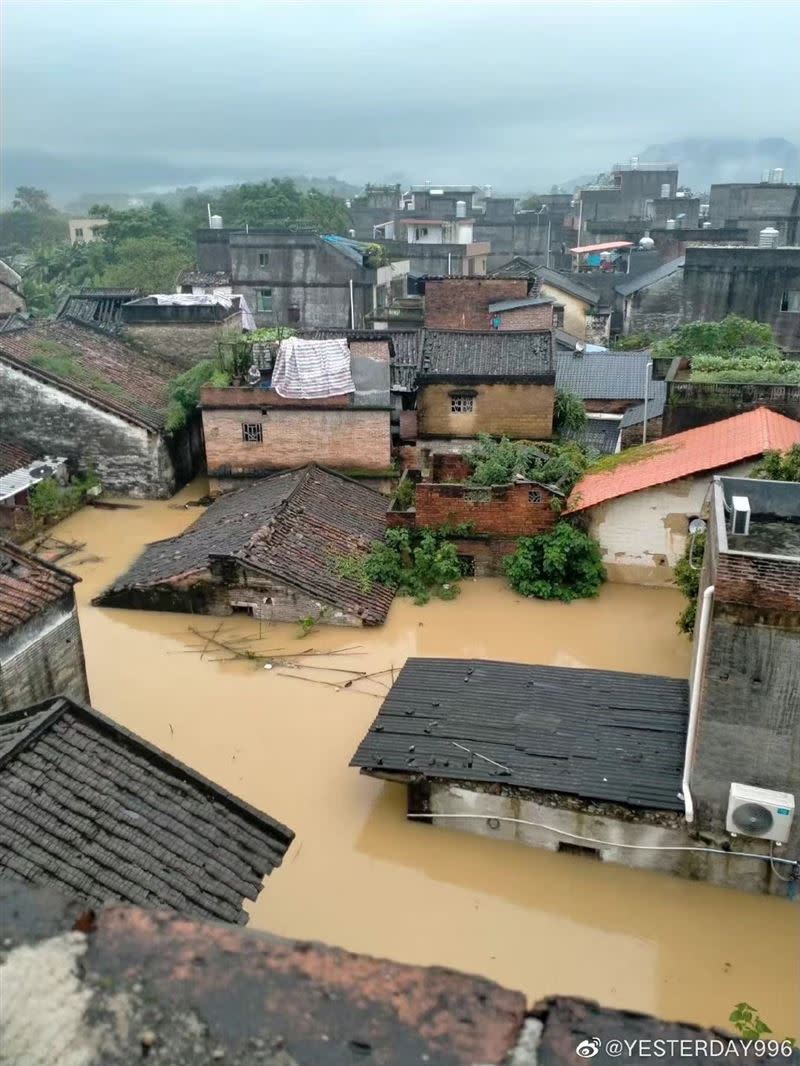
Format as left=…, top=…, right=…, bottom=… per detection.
left=569, top=241, right=634, bottom=253
left=569, top=407, right=800, bottom=512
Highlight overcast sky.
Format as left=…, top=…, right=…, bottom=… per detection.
left=2, top=0, right=799, bottom=198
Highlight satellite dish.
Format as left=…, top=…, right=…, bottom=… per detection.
left=732, top=803, right=774, bottom=836
left=688, top=518, right=707, bottom=536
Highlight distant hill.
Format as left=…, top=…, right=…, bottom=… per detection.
left=639, top=138, right=798, bottom=192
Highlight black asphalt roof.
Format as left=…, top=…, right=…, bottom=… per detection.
left=0, top=696, right=294, bottom=923
left=536, top=267, right=604, bottom=305
left=420, top=330, right=553, bottom=380
left=562, top=416, right=622, bottom=455
left=614, top=257, right=684, bottom=297
left=351, top=658, right=689, bottom=810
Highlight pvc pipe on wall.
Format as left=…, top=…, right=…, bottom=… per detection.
left=682, top=584, right=715, bottom=823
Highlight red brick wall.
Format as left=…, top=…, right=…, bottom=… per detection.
left=431, top=453, right=473, bottom=482
left=451, top=536, right=518, bottom=577
left=424, top=279, right=528, bottom=330
left=496, top=305, right=555, bottom=331
left=415, top=481, right=558, bottom=536
left=715, top=552, right=800, bottom=614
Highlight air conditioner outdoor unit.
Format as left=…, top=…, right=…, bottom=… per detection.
left=729, top=495, right=751, bottom=536
left=726, top=783, right=795, bottom=844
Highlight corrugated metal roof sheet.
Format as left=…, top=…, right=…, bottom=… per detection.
left=351, top=658, right=689, bottom=810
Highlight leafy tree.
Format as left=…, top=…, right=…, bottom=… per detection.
left=652, top=316, right=775, bottom=360
left=674, top=532, right=705, bottom=635
left=554, top=390, right=586, bottom=432
left=519, top=195, right=544, bottom=211
left=335, top=528, right=462, bottom=605
left=751, top=444, right=800, bottom=482
left=12, top=186, right=55, bottom=213
left=504, top=522, right=606, bottom=602
left=0, top=186, right=68, bottom=256
left=466, top=435, right=590, bottom=495
left=610, top=332, right=655, bottom=351
left=95, top=236, right=192, bottom=292
left=165, top=357, right=232, bottom=432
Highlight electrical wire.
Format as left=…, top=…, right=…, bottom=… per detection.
left=770, top=841, right=793, bottom=881
left=407, top=812, right=799, bottom=869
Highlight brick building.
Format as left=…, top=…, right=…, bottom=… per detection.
left=0, top=541, right=89, bottom=713
left=201, top=334, right=393, bottom=490
left=422, top=277, right=530, bottom=330
left=96, top=465, right=395, bottom=627
left=416, top=330, right=555, bottom=440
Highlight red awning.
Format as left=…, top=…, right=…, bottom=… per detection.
left=569, top=241, right=634, bottom=253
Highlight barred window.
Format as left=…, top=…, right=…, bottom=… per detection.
left=529, top=489, right=542, bottom=503
left=451, top=395, right=475, bottom=414
left=241, top=422, right=263, bottom=443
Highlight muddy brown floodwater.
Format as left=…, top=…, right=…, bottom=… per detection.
left=47, top=481, right=799, bottom=1035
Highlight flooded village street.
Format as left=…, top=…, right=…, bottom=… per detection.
left=51, top=480, right=799, bottom=1037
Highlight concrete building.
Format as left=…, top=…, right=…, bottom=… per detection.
left=416, top=330, right=555, bottom=441
left=615, top=257, right=685, bottom=337
left=96, top=465, right=395, bottom=627
left=0, top=695, right=293, bottom=921
left=67, top=218, right=108, bottom=244
left=200, top=333, right=392, bottom=489
left=688, top=475, right=800, bottom=885
left=708, top=180, right=800, bottom=245
left=0, top=259, right=26, bottom=321
left=534, top=267, right=611, bottom=343
left=0, top=541, right=88, bottom=713
left=194, top=227, right=397, bottom=329
left=575, top=163, right=679, bottom=241
left=568, top=408, right=800, bottom=585
left=0, top=319, right=202, bottom=498
left=682, top=245, right=800, bottom=353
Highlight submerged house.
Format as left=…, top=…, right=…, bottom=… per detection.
left=0, top=320, right=202, bottom=497
left=96, top=465, right=395, bottom=626
left=0, top=541, right=88, bottom=713
left=568, top=408, right=800, bottom=585
left=0, top=695, right=294, bottom=922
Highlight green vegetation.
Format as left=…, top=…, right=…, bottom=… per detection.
left=165, top=358, right=231, bottom=432
left=29, top=471, right=99, bottom=525
left=553, top=390, right=586, bottom=433
left=28, top=340, right=125, bottom=398
left=335, top=528, right=462, bottom=605
left=504, top=522, right=606, bottom=602
left=584, top=440, right=674, bottom=475
left=466, top=435, right=590, bottom=495
left=652, top=316, right=800, bottom=383
left=609, top=332, right=657, bottom=351
left=674, top=532, right=705, bottom=636
left=392, top=476, right=416, bottom=510
left=751, top=444, right=800, bottom=482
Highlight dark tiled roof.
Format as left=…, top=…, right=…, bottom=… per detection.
left=0, top=320, right=172, bottom=430
left=57, top=289, right=142, bottom=330
left=488, top=296, right=554, bottom=312
left=614, top=257, right=684, bottom=297
left=555, top=350, right=653, bottom=400
left=537, top=266, right=603, bottom=305
left=0, top=697, right=294, bottom=923
left=351, top=658, right=689, bottom=810
left=100, top=466, right=395, bottom=624
left=620, top=380, right=668, bottom=427
left=562, top=417, right=622, bottom=455
left=0, top=442, right=35, bottom=478
left=420, top=330, right=553, bottom=380
left=177, top=269, right=232, bottom=287
left=0, top=541, right=78, bottom=637
left=490, top=256, right=539, bottom=280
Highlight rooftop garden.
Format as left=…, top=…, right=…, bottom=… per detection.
left=654, top=316, right=800, bottom=384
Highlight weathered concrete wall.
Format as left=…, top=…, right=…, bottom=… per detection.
left=663, top=380, right=800, bottom=434
left=709, top=182, right=800, bottom=244
left=623, top=266, right=684, bottom=337
left=123, top=317, right=241, bottom=370
left=0, top=601, right=89, bottom=713
left=202, top=406, right=392, bottom=474
left=0, top=281, right=25, bottom=317
left=0, top=362, right=176, bottom=497
left=584, top=465, right=751, bottom=585
left=417, top=383, right=554, bottom=439
left=424, top=782, right=786, bottom=895
left=538, top=284, right=590, bottom=339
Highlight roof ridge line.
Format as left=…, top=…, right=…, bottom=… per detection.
left=0, top=697, right=69, bottom=770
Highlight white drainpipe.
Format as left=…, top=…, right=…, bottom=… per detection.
left=682, top=584, right=715, bottom=823
left=349, top=278, right=355, bottom=328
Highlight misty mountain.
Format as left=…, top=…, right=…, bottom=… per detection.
left=639, top=138, right=799, bottom=192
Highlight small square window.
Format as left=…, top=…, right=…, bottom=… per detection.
left=74, top=227, right=83, bottom=239
left=528, top=489, right=543, bottom=503
left=780, top=290, right=800, bottom=312
left=287, top=305, right=300, bottom=324
left=257, top=289, right=273, bottom=312
left=451, top=395, right=474, bottom=414
left=259, top=252, right=269, bottom=268
left=242, top=422, right=263, bottom=443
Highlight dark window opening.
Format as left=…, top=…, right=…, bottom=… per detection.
left=457, top=554, right=476, bottom=577
left=780, top=290, right=800, bottom=312
left=257, top=289, right=273, bottom=312
left=528, top=489, right=543, bottom=503
left=259, top=252, right=269, bottom=268
left=287, top=305, right=301, bottom=324
left=230, top=604, right=255, bottom=616
left=242, top=422, right=263, bottom=443
left=557, top=842, right=601, bottom=860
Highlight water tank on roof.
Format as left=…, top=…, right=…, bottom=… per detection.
left=455, top=200, right=467, bottom=218
left=660, top=183, right=671, bottom=198
left=209, top=214, right=223, bottom=229
left=702, top=222, right=712, bottom=229
left=759, top=226, right=780, bottom=248
left=665, top=218, right=677, bottom=230
left=773, top=168, right=785, bottom=183
left=639, top=236, right=655, bottom=249
left=348, top=229, right=356, bottom=238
